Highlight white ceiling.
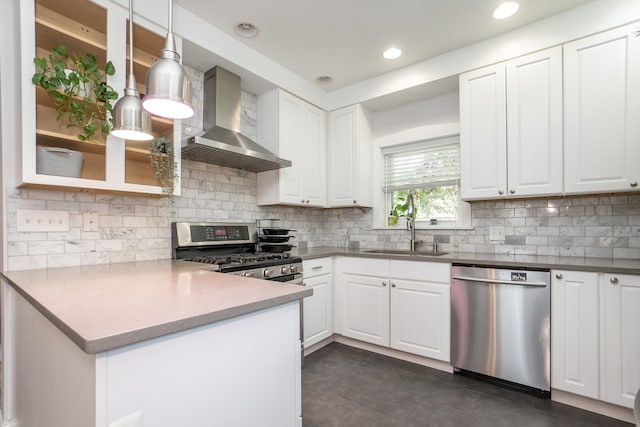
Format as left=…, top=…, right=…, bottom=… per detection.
left=175, top=0, right=595, bottom=95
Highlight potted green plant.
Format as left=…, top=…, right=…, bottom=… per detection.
left=32, top=44, right=118, bottom=141
left=388, top=195, right=409, bottom=226
left=149, top=137, right=178, bottom=200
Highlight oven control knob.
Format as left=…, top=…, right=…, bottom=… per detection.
left=281, top=266, right=289, bottom=274
left=263, top=268, right=273, bottom=278
left=290, top=265, right=298, bottom=274
left=244, top=271, right=255, bottom=278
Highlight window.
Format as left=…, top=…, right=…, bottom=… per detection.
left=381, top=136, right=470, bottom=228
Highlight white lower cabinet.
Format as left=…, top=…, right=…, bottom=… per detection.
left=342, top=272, right=390, bottom=346
left=339, top=257, right=450, bottom=361
left=389, top=260, right=450, bottom=361
left=302, top=258, right=333, bottom=347
left=551, top=270, right=599, bottom=398
left=552, top=270, right=640, bottom=409
left=602, top=273, right=640, bottom=408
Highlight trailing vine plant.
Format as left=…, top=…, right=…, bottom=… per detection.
left=149, top=137, right=178, bottom=201
left=32, top=44, right=118, bottom=141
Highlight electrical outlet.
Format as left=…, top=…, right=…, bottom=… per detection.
left=489, top=226, right=506, bottom=241
left=83, top=212, right=99, bottom=232
left=17, top=209, right=69, bottom=232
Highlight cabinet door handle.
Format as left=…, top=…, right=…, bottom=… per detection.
left=610, top=277, right=619, bottom=284
left=631, top=182, right=638, bottom=187
left=353, top=200, right=357, bottom=204
left=498, top=190, right=504, bottom=195
left=509, top=189, right=515, bottom=194
left=555, top=273, right=563, bottom=279
left=300, top=199, right=305, bottom=203
left=311, top=266, right=323, bottom=270
left=391, top=282, right=396, bottom=288
left=382, top=281, right=387, bottom=287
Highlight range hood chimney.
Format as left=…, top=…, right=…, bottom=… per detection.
left=182, top=66, right=291, bottom=172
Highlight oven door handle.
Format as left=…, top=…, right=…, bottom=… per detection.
left=452, top=275, right=548, bottom=287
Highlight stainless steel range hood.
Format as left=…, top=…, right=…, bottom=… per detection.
left=182, top=66, right=291, bottom=172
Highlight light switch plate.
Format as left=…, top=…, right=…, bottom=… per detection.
left=83, top=212, right=99, bottom=232
left=17, top=209, right=69, bottom=232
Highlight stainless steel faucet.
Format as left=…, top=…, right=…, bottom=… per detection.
left=406, top=191, right=416, bottom=251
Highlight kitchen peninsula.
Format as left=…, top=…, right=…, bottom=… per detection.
left=1, top=260, right=311, bottom=427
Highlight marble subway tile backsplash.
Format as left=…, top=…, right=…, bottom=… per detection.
left=6, top=176, right=640, bottom=270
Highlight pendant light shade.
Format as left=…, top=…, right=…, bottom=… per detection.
left=143, top=0, right=194, bottom=119
left=111, top=83, right=153, bottom=140
left=111, top=0, right=153, bottom=141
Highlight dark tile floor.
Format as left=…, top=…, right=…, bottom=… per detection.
left=302, top=343, right=633, bottom=427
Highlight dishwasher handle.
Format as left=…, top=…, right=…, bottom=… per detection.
left=452, top=275, right=548, bottom=287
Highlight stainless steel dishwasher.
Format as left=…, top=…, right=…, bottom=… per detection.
left=451, top=265, right=551, bottom=397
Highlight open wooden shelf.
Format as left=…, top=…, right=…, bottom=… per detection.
left=35, top=4, right=106, bottom=66
left=24, top=0, right=180, bottom=195
left=36, top=104, right=107, bottom=146
left=37, top=0, right=107, bottom=34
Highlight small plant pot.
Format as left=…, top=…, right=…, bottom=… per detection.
left=57, top=69, right=93, bottom=98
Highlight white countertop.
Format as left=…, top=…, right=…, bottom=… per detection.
left=293, top=247, right=640, bottom=274
left=1, top=260, right=312, bottom=354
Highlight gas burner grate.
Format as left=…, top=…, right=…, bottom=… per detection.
left=183, top=252, right=291, bottom=267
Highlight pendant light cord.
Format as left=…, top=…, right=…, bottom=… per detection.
left=168, top=0, right=173, bottom=35
left=161, top=0, right=178, bottom=54
left=127, top=0, right=136, bottom=90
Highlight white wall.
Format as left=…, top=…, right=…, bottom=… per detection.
left=371, top=92, right=459, bottom=140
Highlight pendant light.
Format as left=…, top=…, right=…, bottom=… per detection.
left=111, top=0, right=153, bottom=141
left=142, top=0, right=194, bottom=119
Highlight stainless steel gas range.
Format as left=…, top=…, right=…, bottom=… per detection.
left=172, top=222, right=303, bottom=283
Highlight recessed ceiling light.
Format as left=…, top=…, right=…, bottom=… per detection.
left=315, top=76, right=334, bottom=84
left=383, top=47, right=402, bottom=60
left=235, top=22, right=259, bottom=38
left=493, top=2, right=519, bottom=19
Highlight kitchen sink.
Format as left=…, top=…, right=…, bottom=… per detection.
left=363, top=249, right=449, bottom=256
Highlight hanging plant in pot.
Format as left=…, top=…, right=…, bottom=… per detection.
left=32, top=44, right=118, bottom=141
left=149, top=136, right=178, bottom=200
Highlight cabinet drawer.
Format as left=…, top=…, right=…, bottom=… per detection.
left=389, top=260, right=450, bottom=283
left=303, top=257, right=332, bottom=278
left=341, top=257, right=389, bottom=277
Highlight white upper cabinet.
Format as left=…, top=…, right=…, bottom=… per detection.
left=460, top=46, right=562, bottom=200
left=460, top=63, right=507, bottom=200
left=19, top=0, right=181, bottom=196
left=564, top=24, right=640, bottom=195
left=506, top=48, right=563, bottom=197
left=328, top=105, right=373, bottom=207
left=257, top=89, right=327, bottom=207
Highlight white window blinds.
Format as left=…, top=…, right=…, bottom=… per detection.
left=383, top=137, right=460, bottom=192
